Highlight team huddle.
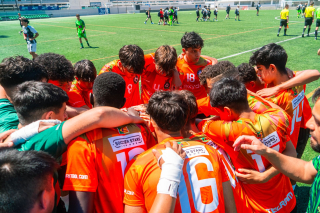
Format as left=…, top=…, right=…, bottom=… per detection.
left=1, top=31, right=320, bottom=213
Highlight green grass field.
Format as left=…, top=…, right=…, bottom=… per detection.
left=1, top=9, right=320, bottom=211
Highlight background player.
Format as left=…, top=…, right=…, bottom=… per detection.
left=302, top=3, right=307, bottom=18
left=196, top=7, right=200, bottom=21
left=278, top=4, right=289, bottom=36
left=297, top=3, right=302, bottom=18
left=158, top=8, right=164, bottom=25
left=314, top=6, right=320, bottom=39
left=76, top=14, right=91, bottom=49
left=174, top=7, right=179, bottom=24
left=20, top=18, right=39, bottom=59
left=235, top=6, right=240, bottom=21
left=226, top=4, right=231, bottom=19
left=145, top=8, right=154, bottom=24
left=302, top=2, right=315, bottom=37
left=214, top=6, right=218, bottom=21
left=256, top=3, right=261, bottom=16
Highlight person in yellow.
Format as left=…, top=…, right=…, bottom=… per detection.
left=302, top=1, right=315, bottom=37
left=278, top=4, right=289, bottom=36
left=314, top=6, right=320, bottom=39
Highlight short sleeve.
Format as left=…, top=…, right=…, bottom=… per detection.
left=29, top=26, right=37, bottom=34
left=312, top=156, right=320, bottom=171
left=123, top=160, right=145, bottom=206
left=62, top=136, right=98, bottom=192
left=67, top=91, right=86, bottom=108
left=82, top=20, right=85, bottom=26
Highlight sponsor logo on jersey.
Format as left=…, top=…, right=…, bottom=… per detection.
left=133, top=76, right=139, bottom=84
left=117, top=126, right=130, bottom=134
left=65, top=174, right=89, bottom=180
left=262, top=131, right=280, bottom=148
left=266, top=192, right=294, bottom=213
left=124, top=189, right=135, bottom=195
left=183, top=145, right=209, bottom=158
left=109, top=132, right=145, bottom=152
left=164, top=81, right=170, bottom=89
left=292, top=90, right=304, bottom=109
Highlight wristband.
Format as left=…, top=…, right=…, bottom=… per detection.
left=11, top=119, right=61, bottom=145
left=157, top=179, right=180, bottom=198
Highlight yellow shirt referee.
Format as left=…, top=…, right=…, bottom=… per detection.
left=302, top=1, right=315, bottom=37
left=278, top=4, right=289, bottom=36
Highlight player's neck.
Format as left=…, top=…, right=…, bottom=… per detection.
left=238, top=108, right=256, bottom=122
left=155, top=128, right=182, bottom=143
left=183, top=55, right=195, bottom=65
left=181, top=121, right=199, bottom=138
left=272, top=71, right=289, bottom=86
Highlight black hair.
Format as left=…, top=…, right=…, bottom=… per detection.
left=237, top=63, right=257, bottom=83
left=0, top=149, right=59, bottom=213
left=312, top=88, right=320, bottom=103
left=181, top=32, right=204, bottom=49
left=249, top=43, right=288, bottom=75
left=74, top=60, right=97, bottom=82
left=0, top=56, right=48, bottom=89
left=20, top=17, right=29, bottom=24
left=92, top=72, right=126, bottom=108
left=199, top=61, right=236, bottom=86
left=147, top=91, right=189, bottom=132
left=12, top=81, right=69, bottom=125
left=177, top=90, right=198, bottom=121
left=210, top=78, right=249, bottom=113
left=119, top=45, right=145, bottom=75
left=35, top=53, right=74, bottom=82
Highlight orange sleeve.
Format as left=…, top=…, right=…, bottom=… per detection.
left=67, top=91, right=86, bottom=108
left=143, top=53, right=156, bottom=73
left=123, top=159, right=145, bottom=206
left=62, top=136, right=97, bottom=192
left=99, top=64, right=112, bottom=75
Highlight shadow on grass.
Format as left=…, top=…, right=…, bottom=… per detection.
left=295, top=185, right=311, bottom=212
left=88, top=47, right=99, bottom=49
left=0, top=35, right=9, bottom=38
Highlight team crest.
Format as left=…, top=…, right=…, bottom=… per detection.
left=197, top=69, right=202, bottom=76
left=133, top=76, right=139, bottom=84
left=164, top=81, right=170, bottom=89
left=256, top=131, right=262, bottom=140
left=117, top=127, right=130, bottom=134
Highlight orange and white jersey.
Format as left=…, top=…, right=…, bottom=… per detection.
left=124, top=137, right=229, bottom=213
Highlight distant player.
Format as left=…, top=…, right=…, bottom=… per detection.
left=226, top=4, right=231, bottom=19
left=145, top=7, right=154, bottom=24
left=20, top=18, right=39, bottom=59
left=174, top=7, right=179, bottom=24
left=158, top=8, right=164, bottom=25
left=256, top=3, right=261, bottom=16
left=302, top=3, right=307, bottom=18
left=18, top=13, right=23, bottom=35
left=196, top=7, right=200, bottom=21
left=168, top=6, right=174, bottom=26
left=164, top=7, right=169, bottom=24
left=235, top=5, right=240, bottom=21
left=302, top=2, right=315, bottom=37
left=75, top=14, right=91, bottom=49
left=297, top=3, right=302, bottom=18
left=278, top=4, right=289, bottom=36
left=214, top=6, right=218, bottom=21
left=207, top=8, right=211, bottom=21
left=314, top=6, right=320, bottom=39
left=201, top=6, right=207, bottom=21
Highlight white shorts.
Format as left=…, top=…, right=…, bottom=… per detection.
left=27, top=43, right=37, bottom=53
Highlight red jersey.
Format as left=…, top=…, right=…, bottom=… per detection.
left=197, top=94, right=271, bottom=117
left=67, top=81, right=92, bottom=108
left=124, top=137, right=230, bottom=213
left=99, top=60, right=142, bottom=108
left=176, top=57, right=213, bottom=100
left=198, top=108, right=296, bottom=213
left=301, top=84, right=312, bottom=129
left=62, top=124, right=156, bottom=213
left=141, top=53, right=174, bottom=104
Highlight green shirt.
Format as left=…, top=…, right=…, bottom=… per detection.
left=307, top=156, right=320, bottom=212
left=16, top=121, right=67, bottom=159
left=75, top=19, right=85, bottom=32
left=0, top=99, right=19, bottom=133
left=169, top=9, right=174, bottom=17
left=316, top=8, right=320, bottom=19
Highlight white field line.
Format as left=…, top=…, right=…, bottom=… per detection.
left=217, top=33, right=314, bottom=60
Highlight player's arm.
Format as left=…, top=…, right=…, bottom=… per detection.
left=68, top=191, right=94, bottom=213
left=222, top=181, right=237, bottom=213
left=29, top=28, right=39, bottom=40
left=256, top=69, right=320, bottom=97
left=62, top=107, right=144, bottom=144
left=246, top=89, right=282, bottom=110
left=66, top=105, right=88, bottom=118
left=312, top=11, right=315, bottom=22
left=233, top=135, right=318, bottom=184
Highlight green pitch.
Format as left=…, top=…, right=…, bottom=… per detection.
left=1, top=9, right=320, bottom=211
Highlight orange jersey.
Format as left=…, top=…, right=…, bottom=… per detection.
left=267, top=85, right=305, bottom=147
left=124, top=137, right=229, bottom=213
left=197, top=94, right=271, bottom=117
left=99, top=60, right=142, bottom=108
left=62, top=124, right=156, bottom=213
left=301, top=84, right=312, bottom=129
left=67, top=81, right=92, bottom=108
left=141, top=53, right=174, bottom=104
left=189, top=133, right=253, bottom=212
left=198, top=108, right=296, bottom=213
left=176, top=57, right=213, bottom=100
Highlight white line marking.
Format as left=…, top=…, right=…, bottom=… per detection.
left=217, top=33, right=314, bottom=60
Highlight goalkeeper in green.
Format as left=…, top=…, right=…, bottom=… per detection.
left=76, top=14, right=91, bottom=49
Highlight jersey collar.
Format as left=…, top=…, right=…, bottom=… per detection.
left=160, top=136, right=184, bottom=144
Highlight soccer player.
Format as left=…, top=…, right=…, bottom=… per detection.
left=168, top=6, right=174, bottom=26
left=297, top=3, right=302, bottom=18
left=235, top=6, right=240, bottom=21
left=214, top=6, right=218, bottom=21
left=124, top=91, right=237, bottom=213
left=0, top=56, right=48, bottom=133
left=75, top=14, right=91, bottom=49
left=207, top=8, right=211, bottom=21
left=256, top=3, right=261, bottom=16
left=302, top=2, right=307, bottom=18
left=233, top=88, right=320, bottom=213
left=68, top=59, right=96, bottom=109
left=176, top=32, right=218, bottom=100
left=278, top=4, right=289, bottom=36
left=100, top=45, right=145, bottom=108
left=201, top=6, right=207, bottom=21
left=196, top=7, right=200, bottom=21
left=302, top=2, right=315, bottom=37
left=0, top=149, right=59, bottom=213
left=164, top=7, right=169, bottom=24
left=198, top=78, right=297, bottom=212
left=226, top=4, right=231, bottom=19
left=174, top=7, right=179, bottom=24
left=145, top=8, right=154, bottom=24
left=237, top=63, right=265, bottom=93
left=18, top=13, right=23, bottom=35
left=314, top=6, right=320, bottom=39
left=20, top=18, right=39, bottom=59
left=158, top=8, right=164, bottom=25
left=141, top=45, right=181, bottom=103
left=62, top=72, right=156, bottom=213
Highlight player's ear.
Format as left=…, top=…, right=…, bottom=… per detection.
left=270, top=64, right=277, bottom=72
left=43, top=111, right=54, bottom=120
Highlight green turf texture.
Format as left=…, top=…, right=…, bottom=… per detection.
left=1, top=9, right=320, bottom=211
